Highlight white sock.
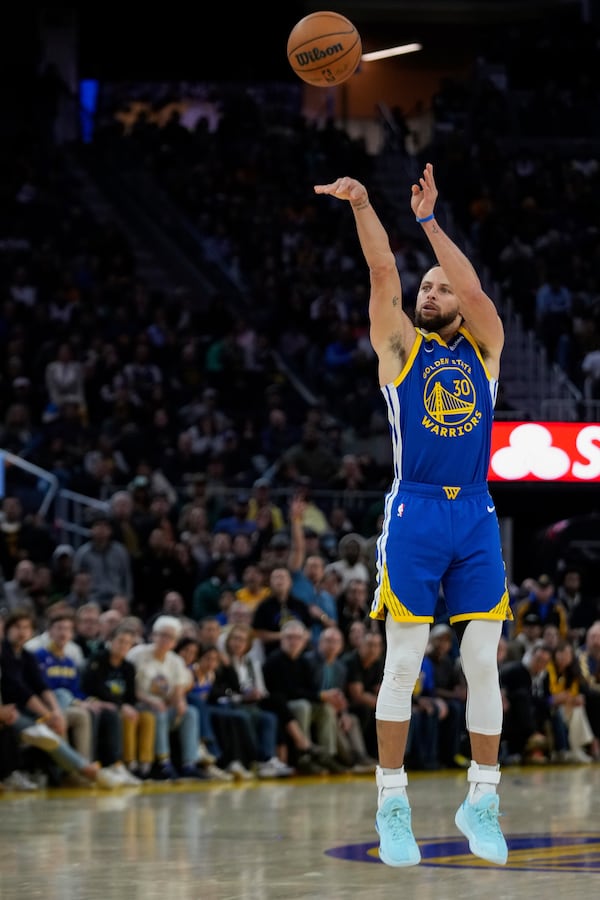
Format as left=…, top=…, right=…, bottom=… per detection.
left=377, top=765, right=408, bottom=808
left=468, top=762, right=499, bottom=803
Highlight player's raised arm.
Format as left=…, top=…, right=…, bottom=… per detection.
left=411, top=163, right=504, bottom=371
left=314, top=177, right=416, bottom=384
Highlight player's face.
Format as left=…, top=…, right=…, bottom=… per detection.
left=414, top=266, right=461, bottom=332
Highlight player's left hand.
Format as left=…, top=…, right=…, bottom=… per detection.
left=410, top=162, right=438, bottom=219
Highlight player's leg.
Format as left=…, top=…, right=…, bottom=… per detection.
left=375, top=617, right=430, bottom=867
left=454, top=619, right=507, bottom=865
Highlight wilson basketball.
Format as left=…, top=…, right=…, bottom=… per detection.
left=287, top=11, right=362, bottom=87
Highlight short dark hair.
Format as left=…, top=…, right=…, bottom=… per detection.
left=4, top=608, right=36, bottom=630
left=47, top=609, right=76, bottom=626
left=174, top=636, right=199, bottom=655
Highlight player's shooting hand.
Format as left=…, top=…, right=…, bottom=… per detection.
left=314, top=177, right=368, bottom=207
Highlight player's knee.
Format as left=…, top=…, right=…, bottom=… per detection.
left=376, top=669, right=415, bottom=721
left=460, top=619, right=502, bottom=683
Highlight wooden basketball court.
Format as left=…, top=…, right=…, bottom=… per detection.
left=1, top=764, right=598, bottom=899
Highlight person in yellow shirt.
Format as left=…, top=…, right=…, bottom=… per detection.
left=246, top=479, right=285, bottom=532
left=235, top=564, right=271, bottom=611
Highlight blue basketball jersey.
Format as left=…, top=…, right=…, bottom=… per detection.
left=370, top=325, right=511, bottom=624
left=381, top=326, right=497, bottom=485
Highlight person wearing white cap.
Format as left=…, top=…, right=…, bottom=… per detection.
left=127, top=616, right=208, bottom=781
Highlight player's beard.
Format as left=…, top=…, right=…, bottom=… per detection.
left=414, top=306, right=460, bottom=332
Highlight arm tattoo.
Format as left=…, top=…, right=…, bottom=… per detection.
left=351, top=199, right=370, bottom=211
left=392, top=294, right=400, bottom=306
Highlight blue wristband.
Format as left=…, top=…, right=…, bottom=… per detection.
left=416, top=213, right=435, bottom=223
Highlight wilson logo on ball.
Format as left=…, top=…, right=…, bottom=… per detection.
left=292, top=41, right=344, bottom=67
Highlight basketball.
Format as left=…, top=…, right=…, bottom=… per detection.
left=287, top=11, right=362, bottom=87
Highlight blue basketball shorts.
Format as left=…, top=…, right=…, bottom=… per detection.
left=370, top=481, right=511, bottom=624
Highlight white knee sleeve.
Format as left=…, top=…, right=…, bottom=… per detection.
left=459, top=619, right=503, bottom=735
left=376, top=619, right=430, bottom=722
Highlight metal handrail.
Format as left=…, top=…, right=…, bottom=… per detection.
left=0, top=450, right=59, bottom=518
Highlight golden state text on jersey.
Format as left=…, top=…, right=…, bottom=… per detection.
left=383, top=327, right=498, bottom=485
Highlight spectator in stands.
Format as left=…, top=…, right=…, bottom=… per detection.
left=251, top=566, right=313, bottom=658
left=577, top=621, right=600, bottom=743
left=173, top=637, right=232, bottom=781
left=259, top=408, right=300, bottom=468
left=0, top=693, right=39, bottom=791
left=98, top=609, right=123, bottom=644
left=542, top=639, right=599, bottom=763
left=534, top=270, right=573, bottom=364
left=505, top=612, right=543, bottom=662
left=183, top=640, right=254, bottom=780
left=135, top=528, right=190, bottom=619
left=48, top=544, right=75, bottom=604
left=73, top=512, right=133, bottom=610
left=326, top=504, right=356, bottom=544
left=178, top=504, right=213, bottom=575
left=0, top=609, right=125, bottom=788
left=127, top=615, right=207, bottom=780
left=107, top=490, right=145, bottom=565
left=557, top=568, right=600, bottom=645
left=0, top=496, right=56, bottom=579
left=212, top=493, right=257, bottom=539
left=345, top=629, right=385, bottom=760
left=288, top=499, right=338, bottom=644
left=72, top=601, right=104, bottom=661
left=340, top=619, right=367, bottom=663
left=229, top=532, right=256, bottom=582
left=126, top=476, right=155, bottom=535
left=262, top=620, right=346, bottom=774
left=406, top=657, right=447, bottom=771
left=33, top=609, right=95, bottom=759
left=192, top=555, right=239, bottom=621
left=24, top=601, right=84, bottom=665
left=336, top=578, right=372, bottom=648
left=513, top=574, right=569, bottom=640
left=196, top=615, right=222, bottom=648
left=147, top=590, right=186, bottom=633
left=221, top=622, right=317, bottom=769
left=235, top=564, right=270, bottom=611
left=424, top=624, right=469, bottom=768
left=81, top=623, right=153, bottom=781
left=277, top=424, right=340, bottom=488
left=3, top=559, right=37, bottom=613
left=258, top=530, right=292, bottom=571
left=0, top=615, right=61, bottom=791
left=44, top=341, right=87, bottom=418
left=63, top=571, right=94, bottom=610
left=0, top=403, right=36, bottom=458
left=327, top=533, right=370, bottom=591
left=246, top=478, right=285, bottom=533
left=499, top=640, right=554, bottom=764
left=119, top=615, right=146, bottom=646
left=286, top=475, right=330, bottom=536
left=109, top=594, right=130, bottom=618
left=82, top=434, right=130, bottom=496
left=309, top=626, right=377, bottom=772
left=210, top=631, right=294, bottom=778
left=581, top=343, right=600, bottom=402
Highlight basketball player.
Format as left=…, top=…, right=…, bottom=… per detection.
left=314, top=163, right=510, bottom=867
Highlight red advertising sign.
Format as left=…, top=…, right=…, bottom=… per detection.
left=489, top=421, right=600, bottom=482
